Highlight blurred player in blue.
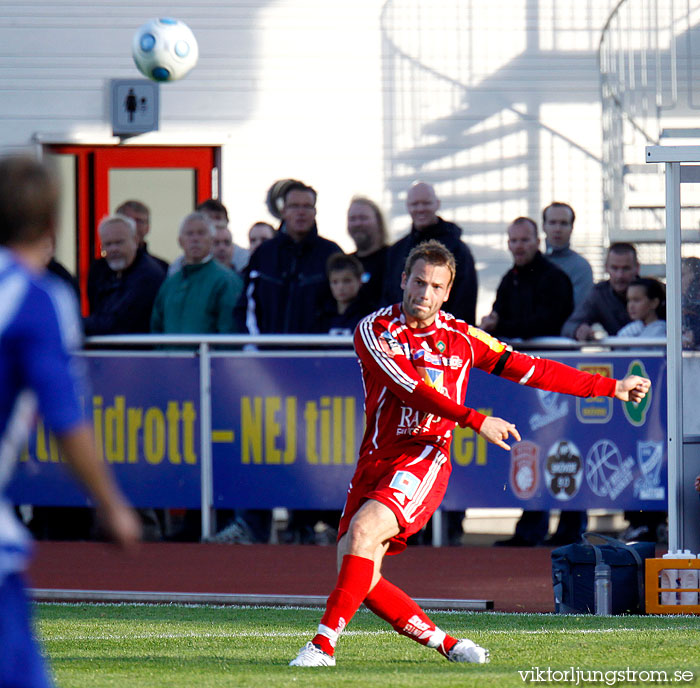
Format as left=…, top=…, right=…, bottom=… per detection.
left=0, top=154, right=141, bottom=687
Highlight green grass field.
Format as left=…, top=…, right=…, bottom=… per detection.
left=38, top=603, right=700, bottom=688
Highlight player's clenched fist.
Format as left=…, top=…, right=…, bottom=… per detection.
left=478, top=416, right=521, bottom=451
left=614, top=375, right=651, bottom=403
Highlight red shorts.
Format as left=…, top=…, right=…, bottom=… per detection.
left=337, top=444, right=452, bottom=555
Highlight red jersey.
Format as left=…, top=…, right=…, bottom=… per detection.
left=353, top=304, right=617, bottom=462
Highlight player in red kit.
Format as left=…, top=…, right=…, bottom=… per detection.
left=289, top=240, right=650, bottom=667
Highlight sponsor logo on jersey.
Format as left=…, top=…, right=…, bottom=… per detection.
left=576, top=363, right=613, bottom=423
left=509, top=441, right=540, bottom=500
left=544, top=440, right=582, bottom=501
left=389, top=470, right=421, bottom=500
left=411, top=348, right=464, bottom=369
left=467, top=325, right=507, bottom=353
left=633, top=440, right=665, bottom=500
left=419, top=366, right=444, bottom=389
left=378, top=330, right=404, bottom=358
left=585, top=439, right=635, bottom=500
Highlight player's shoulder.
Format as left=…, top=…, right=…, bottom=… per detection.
left=354, top=304, right=404, bottom=347
left=0, top=252, right=82, bottom=349
left=458, top=318, right=509, bottom=354
left=357, top=304, right=400, bottom=329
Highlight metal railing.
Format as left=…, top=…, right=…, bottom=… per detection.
left=599, top=0, right=700, bottom=270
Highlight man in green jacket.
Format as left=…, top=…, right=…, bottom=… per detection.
left=151, top=211, right=242, bottom=334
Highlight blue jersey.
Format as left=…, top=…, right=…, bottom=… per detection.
left=0, top=247, right=86, bottom=580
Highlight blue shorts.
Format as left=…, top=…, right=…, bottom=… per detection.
left=0, top=573, right=54, bottom=688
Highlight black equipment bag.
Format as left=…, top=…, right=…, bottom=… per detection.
left=551, top=532, right=655, bottom=614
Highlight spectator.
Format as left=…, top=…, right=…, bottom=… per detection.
left=616, top=277, right=666, bottom=338
left=479, top=217, right=579, bottom=547
left=382, top=182, right=477, bottom=323
left=248, top=221, right=276, bottom=254
left=615, top=276, right=667, bottom=545
left=542, top=202, right=593, bottom=307
left=84, top=214, right=166, bottom=335
left=237, top=181, right=342, bottom=335
left=347, top=196, right=388, bottom=310
left=237, top=181, right=342, bottom=543
left=206, top=219, right=279, bottom=545
left=682, top=257, right=700, bottom=349
left=196, top=198, right=249, bottom=273
left=43, top=234, right=80, bottom=299
left=152, top=211, right=243, bottom=542
left=318, top=253, right=373, bottom=336
left=83, top=214, right=168, bottom=538
left=151, top=212, right=243, bottom=335
left=212, top=225, right=238, bottom=272
left=562, top=243, right=639, bottom=340
left=479, top=216, right=574, bottom=340
left=115, top=199, right=169, bottom=272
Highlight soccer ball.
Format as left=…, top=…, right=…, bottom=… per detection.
left=132, top=18, right=198, bottom=82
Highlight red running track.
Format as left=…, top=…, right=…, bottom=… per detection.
left=28, top=542, right=555, bottom=613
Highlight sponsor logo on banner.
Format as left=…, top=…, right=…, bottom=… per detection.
left=633, top=440, right=665, bottom=500
left=529, top=389, right=569, bottom=431
left=623, top=359, right=652, bottom=427
left=576, top=363, right=613, bottom=423
left=509, top=441, right=540, bottom=499
left=585, top=439, right=635, bottom=500
left=544, top=440, right=583, bottom=500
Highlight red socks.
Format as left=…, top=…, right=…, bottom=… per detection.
left=363, top=576, right=458, bottom=657
left=312, top=554, right=375, bottom=655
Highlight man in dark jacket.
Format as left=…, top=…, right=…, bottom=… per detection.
left=84, top=214, right=166, bottom=335
left=481, top=216, right=581, bottom=548
left=115, top=200, right=169, bottom=272
left=561, top=243, right=639, bottom=340
left=238, top=181, right=342, bottom=334
left=382, top=182, right=477, bottom=324
left=479, top=216, right=573, bottom=340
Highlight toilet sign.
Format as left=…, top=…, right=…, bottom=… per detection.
left=111, top=79, right=159, bottom=136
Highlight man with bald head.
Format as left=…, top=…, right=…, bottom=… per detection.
left=84, top=214, right=166, bottom=335
left=382, top=182, right=477, bottom=324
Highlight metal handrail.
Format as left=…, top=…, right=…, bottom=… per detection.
left=83, top=333, right=667, bottom=352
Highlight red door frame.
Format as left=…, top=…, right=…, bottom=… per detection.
left=46, top=145, right=216, bottom=313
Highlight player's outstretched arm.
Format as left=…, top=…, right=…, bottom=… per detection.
left=613, top=375, right=651, bottom=403
left=59, top=424, right=141, bottom=550
left=478, top=416, right=521, bottom=451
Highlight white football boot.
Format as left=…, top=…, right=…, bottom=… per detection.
left=446, top=639, right=490, bottom=664
left=289, top=642, right=336, bottom=667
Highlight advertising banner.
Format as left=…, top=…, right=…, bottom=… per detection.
left=211, top=353, right=667, bottom=511
left=7, top=355, right=201, bottom=508
left=9, top=352, right=666, bottom=512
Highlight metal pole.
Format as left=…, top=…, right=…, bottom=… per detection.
left=199, top=342, right=213, bottom=540
left=665, top=161, right=683, bottom=552
left=431, top=508, right=443, bottom=547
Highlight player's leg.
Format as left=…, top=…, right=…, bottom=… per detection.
left=0, top=573, right=54, bottom=688
left=363, top=576, right=489, bottom=663
left=290, top=499, right=397, bottom=666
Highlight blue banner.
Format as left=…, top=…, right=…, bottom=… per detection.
left=8, top=352, right=667, bottom=512
left=210, top=353, right=667, bottom=511
left=7, top=355, right=201, bottom=508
